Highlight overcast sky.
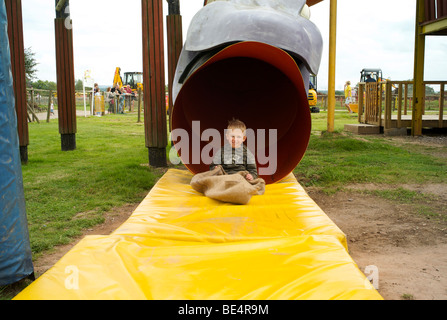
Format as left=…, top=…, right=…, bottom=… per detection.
left=20, top=0, right=447, bottom=91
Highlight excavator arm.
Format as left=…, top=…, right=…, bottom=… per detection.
left=113, top=67, right=123, bottom=88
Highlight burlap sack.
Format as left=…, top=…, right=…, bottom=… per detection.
left=190, top=165, right=265, bottom=205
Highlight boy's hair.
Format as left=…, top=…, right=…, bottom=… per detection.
left=227, top=118, right=246, bottom=132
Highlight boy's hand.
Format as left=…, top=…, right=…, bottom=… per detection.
left=245, top=173, right=254, bottom=181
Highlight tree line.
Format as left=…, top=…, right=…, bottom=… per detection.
left=30, top=79, right=83, bottom=91
left=25, top=47, right=83, bottom=91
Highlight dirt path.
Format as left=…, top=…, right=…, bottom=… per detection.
left=308, top=188, right=447, bottom=300
left=34, top=110, right=94, bottom=122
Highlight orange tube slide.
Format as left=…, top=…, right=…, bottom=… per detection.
left=172, top=41, right=311, bottom=184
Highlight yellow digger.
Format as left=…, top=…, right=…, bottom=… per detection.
left=113, top=67, right=143, bottom=93
left=308, top=73, right=319, bottom=113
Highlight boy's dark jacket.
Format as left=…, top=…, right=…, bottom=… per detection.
left=210, top=144, right=258, bottom=179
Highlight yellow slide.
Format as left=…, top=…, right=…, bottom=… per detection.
left=14, top=169, right=382, bottom=300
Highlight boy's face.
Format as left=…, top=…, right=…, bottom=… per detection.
left=226, top=128, right=246, bottom=148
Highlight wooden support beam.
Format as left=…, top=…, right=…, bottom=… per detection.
left=439, top=84, right=445, bottom=128
left=327, top=0, right=337, bottom=132
left=142, top=0, right=167, bottom=167
left=5, top=0, right=29, bottom=164
left=27, top=102, right=39, bottom=123
left=204, top=0, right=326, bottom=8
left=358, top=83, right=364, bottom=123
left=47, top=90, right=53, bottom=122
left=307, top=0, right=325, bottom=6
left=398, top=84, right=403, bottom=128
left=421, top=16, right=447, bottom=34
left=166, top=0, right=183, bottom=132
left=412, top=0, right=425, bottom=136
left=384, top=82, right=392, bottom=129
left=55, top=0, right=67, bottom=12
left=167, top=0, right=180, bottom=14
left=55, top=0, right=76, bottom=150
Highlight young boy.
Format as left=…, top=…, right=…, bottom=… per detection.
left=210, top=119, right=258, bottom=181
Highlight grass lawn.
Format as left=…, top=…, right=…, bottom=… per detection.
left=295, top=128, right=447, bottom=189
left=22, top=113, right=167, bottom=257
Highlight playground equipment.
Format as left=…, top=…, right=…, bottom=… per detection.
left=171, top=0, right=323, bottom=184
left=11, top=0, right=382, bottom=300
left=0, top=0, right=34, bottom=286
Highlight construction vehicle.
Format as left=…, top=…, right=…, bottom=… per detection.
left=359, top=68, right=395, bottom=94
left=308, top=73, right=319, bottom=113
left=113, top=67, right=123, bottom=88
left=123, top=72, right=143, bottom=92
left=360, top=68, right=397, bottom=90
left=113, top=67, right=143, bottom=92
left=356, top=68, right=389, bottom=114
left=360, top=68, right=382, bottom=83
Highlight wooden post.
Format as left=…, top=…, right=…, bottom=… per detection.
left=368, top=84, right=372, bottom=124
left=439, top=84, right=445, bottom=128
left=422, top=84, right=426, bottom=115
left=404, top=83, right=408, bottom=115
left=412, top=0, right=425, bottom=136
left=142, top=0, right=167, bottom=167
left=385, top=82, right=392, bottom=129
left=47, top=90, right=53, bottom=122
left=327, top=0, right=337, bottom=132
left=55, top=0, right=76, bottom=151
left=397, top=84, right=402, bottom=128
left=138, top=87, right=142, bottom=123
left=30, top=87, right=34, bottom=113
left=5, top=0, right=29, bottom=164
left=377, top=83, right=382, bottom=127
left=166, top=0, right=183, bottom=132
left=358, top=83, right=364, bottom=123
left=27, top=102, right=39, bottom=123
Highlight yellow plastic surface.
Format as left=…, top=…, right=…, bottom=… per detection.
left=350, top=103, right=359, bottom=113
left=15, top=169, right=382, bottom=300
